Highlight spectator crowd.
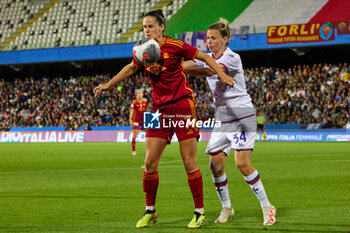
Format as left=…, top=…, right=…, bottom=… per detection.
left=0, top=62, right=349, bottom=130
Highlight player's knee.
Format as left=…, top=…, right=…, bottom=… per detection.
left=144, top=159, right=157, bottom=173
left=209, top=160, right=223, bottom=176
left=183, top=161, right=194, bottom=171
left=183, top=158, right=196, bottom=172
left=144, top=161, right=152, bottom=171
left=235, top=160, right=249, bottom=172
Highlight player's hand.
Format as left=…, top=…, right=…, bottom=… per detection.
left=129, top=119, right=133, bottom=125
left=93, top=83, right=110, bottom=97
left=219, top=74, right=237, bottom=87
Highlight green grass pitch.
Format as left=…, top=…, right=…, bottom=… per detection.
left=0, top=142, right=349, bottom=233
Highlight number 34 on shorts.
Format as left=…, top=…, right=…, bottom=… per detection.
left=230, top=130, right=255, bottom=150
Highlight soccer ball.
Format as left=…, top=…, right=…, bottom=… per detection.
left=133, top=38, right=161, bottom=65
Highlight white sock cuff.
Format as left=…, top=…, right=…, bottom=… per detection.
left=212, top=173, right=227, bottom=183
left=244, top=170, right=259, bottom=181
left=195, top=208, right=205, bottom=215
left=146, top=206, right=155, bottom=211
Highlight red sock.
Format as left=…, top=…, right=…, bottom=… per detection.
left=143, top=171, right=159, bottom=206
left=132, top=138, right=136, bottom=151
left=187, top=169, right=204, bottom=208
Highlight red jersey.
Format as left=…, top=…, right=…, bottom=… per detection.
left=131, top=99, right=148, bottom=122
left=133, top=36, right=199, bottom=106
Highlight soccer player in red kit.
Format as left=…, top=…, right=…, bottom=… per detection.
left=129, top=89, right=148, bottom=156
left=94, top=9, right=235, bottom=229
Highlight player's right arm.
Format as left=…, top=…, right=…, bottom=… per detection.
left=94, top=62, right=139, bottom=97
left=129, top=108, right=134, bottom=125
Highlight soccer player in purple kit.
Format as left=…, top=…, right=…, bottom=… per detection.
left=184, top=18, right=276, bottom=226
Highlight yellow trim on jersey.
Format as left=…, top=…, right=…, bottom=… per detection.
left=167, top=41, right=183, bottom=48
left=182, top=75, right=195, bottom=101
left=167, top=41, right=183, bottom=46
left=181, top=57, right=195, bottom=100
left=192, top=49, right=199, bottom=60
left=168, top=41, right=183, bottom=46
left=167, top=38, right=184, bottom=45
left=181, top=56, right=195, bottom=100
left=187, top=98, right=199, bottom=132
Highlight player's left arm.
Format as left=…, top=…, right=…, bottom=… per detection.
left=184, top=60, right=224, bottom=77
left=195, top=51, right=236, bottom=87
left=94, top=62, right=139, bottom=97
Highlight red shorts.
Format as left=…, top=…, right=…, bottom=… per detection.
left=146, top=97, right=200, bottom=143
left=132, top=120, right=143, bottom=130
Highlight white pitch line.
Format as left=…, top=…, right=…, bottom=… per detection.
left=255, top=159, right=350, bottom=165
left=140, top=158, right=207, bottom=169
left=0, top=159, right=209, bottom=175
left=0, top=159, right=348, bottom=175
left=0, top=167, right=138, bottom=175
left=0, top=165, right=188, bottom=175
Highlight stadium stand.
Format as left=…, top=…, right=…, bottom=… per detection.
left=229, top=0, right=328, bottom=33
left=0, top=71, right=151, bottom=130
left=245, top=63, right=349, bottom=127
left=165, top=0, right=253, bottom=37
left=166, top=0, right=350, bottom=37
left=0, top=0, right=349, bottom=131
left=1, top=62, right=349, bottom=130
left=0, top=0, right=47, bottom=50
left=0, top=0, right=188, bottom=51
left=308, top=0, right=350, bottom=23
left=1, top=0, right=349, bottom=52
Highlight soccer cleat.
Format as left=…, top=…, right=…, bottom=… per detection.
left=263, top=205, right=276, bottom=225
left=188, top=211, right=205, bottom=229
left=132, top=151, right=137, bottom=156
left=214, top=207, right=234, bottom=223
left=136, top=210, right=157, bottom=228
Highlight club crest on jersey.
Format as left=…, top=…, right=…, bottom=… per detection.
left=163, top=52, right=169, bottom=59
left=146, top=63, right=167, bottom=75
